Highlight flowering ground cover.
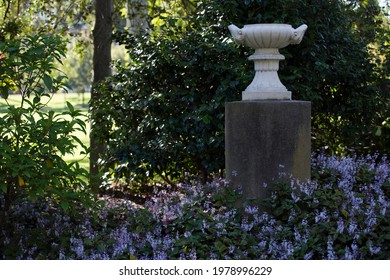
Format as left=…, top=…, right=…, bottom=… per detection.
left=0, top=153, right=389, bottom=259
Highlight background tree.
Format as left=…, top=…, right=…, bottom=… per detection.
left=62, top=43, right=93, bottom=94
left=89, top=0, right=114, bottom=188
left=0, top=0, right=93, bottom=38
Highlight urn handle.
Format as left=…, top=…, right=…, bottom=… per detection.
left=228, top=24, right=245, bottom=44
left=291, top=24, right=308, bottom=44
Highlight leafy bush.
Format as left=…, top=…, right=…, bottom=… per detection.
left=1, top=153, right=388, bottom=259
left=92, top=27, right=250, bottom=185
left=92, top=0, right=389, bottom=185
left=0, top=34, right=98, bottom=250
left=199, top=0, right=389, bottom=155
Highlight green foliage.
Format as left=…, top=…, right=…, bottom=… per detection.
left=0, top=35, right=68, bottom=99
left=61, top=44, right=93, bottom=93
left=0, top=34, right=98, bottom=228
left=198, top=0, right=389, bottom=155
left=262, top=155, right=390, bottom=259
left=93, top=27, right=250, bottom=185
left=0, top=1, right=96, bottom=93
left=92, top=0, right=389, bottom=185
left=148, top=0, right=199, bottom=31
left=0, top=0, right=94, bottom=37
left=1, top=154, right=388, bottom=259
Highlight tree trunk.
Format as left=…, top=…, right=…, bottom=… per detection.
left=90, top=0, right=113, bottom=190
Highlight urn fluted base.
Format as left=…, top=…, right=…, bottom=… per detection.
left=242, top=48, right=291, bottom=100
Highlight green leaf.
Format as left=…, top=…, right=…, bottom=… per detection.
left=83, top=238, right=93, bottom=246
left=0, top=183, right=7, bottom=193
left=97, top=243, right=106, bottom=253
left=375, top=127, right=382, bottom=137
left=66, top=101, right=74, bottom=113
left=0, top=87, right=9, bottom=99
left=33, top=96, right=40, bottom=104
left=43, top=74, right=53, bottom=91
left=60, top=200, right=70, bottom=211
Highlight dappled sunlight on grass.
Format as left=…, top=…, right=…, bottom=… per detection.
left=0, top=92, right=90, bottom=111
left=1, top=92, right=91, bottom=170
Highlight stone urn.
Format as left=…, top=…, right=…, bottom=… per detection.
left=228, top=23, right=308, bottom=100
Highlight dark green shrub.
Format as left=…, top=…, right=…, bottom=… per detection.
left=198, top=0, right=389, bottom=155
left=92, top=27, right=250, bottom=185
left=92, top=0, right=389, bottom=185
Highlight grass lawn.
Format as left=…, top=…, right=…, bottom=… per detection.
left=0, top=92, right=91, bottom=170
left=0, top=92, right=90, bottom=111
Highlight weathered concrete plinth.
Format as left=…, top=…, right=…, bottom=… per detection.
left=225, top=101, right=311, bottom=203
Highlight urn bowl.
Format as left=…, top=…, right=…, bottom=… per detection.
left=229, top=23, right=308, bottom=49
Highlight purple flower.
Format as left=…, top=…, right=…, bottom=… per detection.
left=240, top=222, right=254, bottom=232
left=294, top=226, right=301, bottom=242
left=288, top=209, right=297, bottom=223
left=291, top=191, right=300, bottom=203
left=364, top=207, right=377, bottom=230
left=336, top=218, right=345, bottom=234
left=188, top=249, right=197, bottom=260
left=368, top=241, right=381, bottom=255
left=58, top=249, right=66, bottom=260
left=304, top=251, right=314, bottom=260
left=327, top=237, right=336, bottom=260
left=153, top=250, right=168, bottom=260
left=70, top=237, right=84, bottom=258
left=215, top=222, right=224, bottom=230
left=345, top=247, right=354, bottom=260
left=244, top=205, right=259, bottom=215
left=315, top=208, right=329, bottom=223
left=229, top=245, right=235, bottom=254
left=348, top=221, right=358, bottom=235
left=350, top=241, right=360, bottom=259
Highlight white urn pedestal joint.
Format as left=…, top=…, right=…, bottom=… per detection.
left=244, top=48, right=291, bottom=100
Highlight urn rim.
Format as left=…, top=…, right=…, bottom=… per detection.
left=243, top=23, right=292, bottom=28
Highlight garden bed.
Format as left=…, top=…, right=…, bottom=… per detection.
left=0, top=153, right=389, bottom=260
